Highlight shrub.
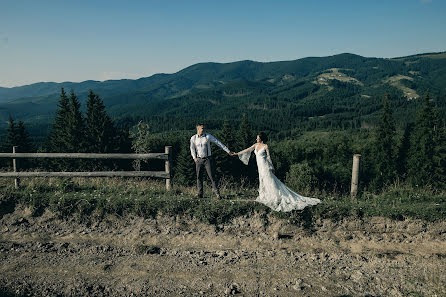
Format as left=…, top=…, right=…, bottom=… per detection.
left=286, top=161, right=318, bottom=195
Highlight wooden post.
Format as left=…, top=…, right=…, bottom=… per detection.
left=13, top=146, right=19, bottom=189
left=165, top=146, right=172, bottom=191
left=350, top=154, right=361, bottom=198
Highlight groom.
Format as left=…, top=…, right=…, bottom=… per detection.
left=190, top=123, right=234, bottom=199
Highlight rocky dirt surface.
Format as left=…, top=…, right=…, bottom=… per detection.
left=0, top=205, right=445, bottom=297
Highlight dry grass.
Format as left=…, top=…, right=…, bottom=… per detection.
left=314, top=68, right=364, bottom=86
left=383, top=75, right=419, bottom=99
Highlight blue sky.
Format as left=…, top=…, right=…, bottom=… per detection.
left=1, top=0, right=445, bottom=87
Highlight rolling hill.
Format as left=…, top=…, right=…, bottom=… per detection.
left=1, top=52, right=445, bottom=137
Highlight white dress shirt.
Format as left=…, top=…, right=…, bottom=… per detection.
left=190, top=133, right=230, bottom=159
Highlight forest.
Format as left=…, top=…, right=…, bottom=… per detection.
left=1, top=52, right=446, bottom=143
left=1, top=85, right=445, bottom=197
left=1, top=52, right=446, bottom=197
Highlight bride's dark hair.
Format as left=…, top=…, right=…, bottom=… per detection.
left=258, top=132, right=268, bottom=143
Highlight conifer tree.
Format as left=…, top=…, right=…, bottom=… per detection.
left=372, top=94, right=396, bottom=191
left=115, top=126, right=132, bottom=153
left=174, top=139, right=196, bottom=186
left=4, top=115, right=18, bottom=151
left=85, top=90, right=116, bottom=153
left=407, top=92, right=440, bottom=186
left=396, top=122, right=414, bottom=179
left=237, top=114, right=257, bottom=184
left=47, top=88, right=70, bottom=152
left=66, top=89, right=86, bottom=152
left=437, top=123, right=446, bottom=187
left=2, top=116, right=33, bottom=168
left=16, top=120, right=33, bottom=153
left=47, top=88, right=85, bottom=170
left=214, top=119, right=239, bottom=182
left=3, top=116, right=33, bottom=152
left=431, top=105, right=446, bottom=187
left=237, top=114, right=253, bottom=151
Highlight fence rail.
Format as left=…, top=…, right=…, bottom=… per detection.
left=0, top=146, right=172, bottom=190
left=0, top=152, right=168, bottom=160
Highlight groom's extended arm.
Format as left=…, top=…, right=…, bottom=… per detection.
left=208, top=134, right=231, bottom=154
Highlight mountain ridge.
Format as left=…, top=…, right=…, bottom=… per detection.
left=1, top=51, right=445, bottom=136
left=3, top=51, right=442, bottom=97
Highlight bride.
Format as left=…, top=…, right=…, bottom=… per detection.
left=233, top=132, right=321, bottom=212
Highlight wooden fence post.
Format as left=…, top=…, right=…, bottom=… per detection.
left=13, top=146, right=19, bottom=189
left=165, top=146, right=172, bottom=191
left=350, top=154, right=361, bottom=198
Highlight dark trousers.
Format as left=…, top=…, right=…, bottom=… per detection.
left=196, top=157, right=219, bottom=196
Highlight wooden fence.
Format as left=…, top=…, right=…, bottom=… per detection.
left=0, top=146, right=172, bottom=190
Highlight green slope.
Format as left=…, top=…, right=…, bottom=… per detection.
left=0, top=52, right=445, bottom=136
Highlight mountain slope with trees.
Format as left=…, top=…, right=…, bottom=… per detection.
left=1, top=52, right=445, bottom=137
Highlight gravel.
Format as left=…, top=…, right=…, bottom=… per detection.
left=0, top=205, right=445, bottom=296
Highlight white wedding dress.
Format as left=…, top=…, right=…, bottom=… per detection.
left=238, top=144, right=321, bottom=212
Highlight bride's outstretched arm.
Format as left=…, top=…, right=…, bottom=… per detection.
left=236, top=144, right=256, bottom=155
left=236, top=144, right=256, bottom=165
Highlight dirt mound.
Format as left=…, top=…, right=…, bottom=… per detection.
left=1, top=205, right=445, bottom=296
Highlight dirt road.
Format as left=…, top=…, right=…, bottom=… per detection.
left=1, top=206, right=445, bottom=296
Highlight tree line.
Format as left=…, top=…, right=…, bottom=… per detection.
left=371, top=92, right=445, bottom=190
left=2, top=88, right=445, bottom=195
left=175, top=92, right=446, bottom=194
left=1, top=88, right=132, bottom=170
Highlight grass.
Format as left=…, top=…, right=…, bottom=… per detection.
left=0, top=177, right=445, bottom=225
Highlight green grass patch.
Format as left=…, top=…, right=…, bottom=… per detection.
left=0, top=177, right=445, bottom=225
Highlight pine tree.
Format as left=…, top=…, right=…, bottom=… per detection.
left=237, top=114, right=257, bottom=184
left=237, top=114, right=253, bottom=151
left=214, top=119, right=239, bottom=182
left=437, top=123, right=446, bottom=187
left=372, top=94, right=396, bottom=191
left=4, top=115, right=18, bottom=151
left=3, top=116, right=33, bottom=152
left=431, top=106, right=446, bottom=187
left=115, top=126, right=132, bottom=153
left=2, top=115, right=18, bottom=169
left=407, top=92, right=440, bottom=186
left=46, top=88, right=85, bottom=170
left=85, top=90, right=116, bottom=153
left=47, top=88, right=70, bottom=152
left=2, top=116, right=33, bottom=169
left=174, top=139, right=196, bottom=186
left=396, top=122, right=414, bottom=179
left=111, top=125, right=133, bottom=170
left=16, top=120, right=33, bottom=153
left=66, top=89, right=86, bottom=152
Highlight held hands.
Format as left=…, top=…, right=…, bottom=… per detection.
left=229, top=152, right=237, bottom=156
